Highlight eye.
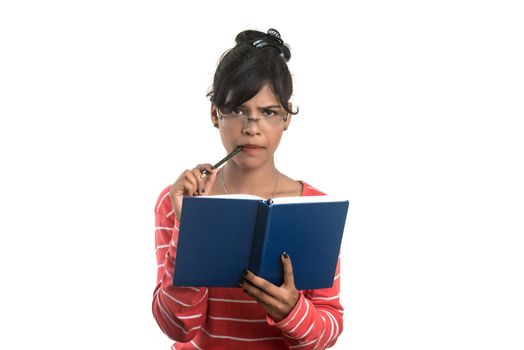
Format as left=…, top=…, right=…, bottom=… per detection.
left=262, top=109, right=277, bottom=118
left=231, top=108, right=245, bottom=116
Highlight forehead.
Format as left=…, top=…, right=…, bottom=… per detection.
left=226, top=84, right=281, bottom=107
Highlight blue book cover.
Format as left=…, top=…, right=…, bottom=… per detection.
left=173, top=195, right=349, bottom=290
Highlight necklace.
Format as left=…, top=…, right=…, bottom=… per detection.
left=221, top=167, right=280, bottom=198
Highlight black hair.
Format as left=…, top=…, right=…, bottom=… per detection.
left=207, top=29, right=298, bottom=116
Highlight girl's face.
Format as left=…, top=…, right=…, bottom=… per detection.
left=211, top=84, right=291, bottom=170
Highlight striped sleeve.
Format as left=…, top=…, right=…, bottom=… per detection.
left=151, top=186, right=208, bottom=343
left=267, top=258, right=344, bottom=349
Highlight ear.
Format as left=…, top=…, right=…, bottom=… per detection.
left=283, top=114, right=292, bottom=131
left=283, top=102, right=293, bottom=131
left=211, top=105, right=219, bottom=128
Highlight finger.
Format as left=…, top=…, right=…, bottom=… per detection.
left=242, top=270, right=281, bottom=299
left=183, top=171, right=199, bottom=196
left=174, top=170, right=198, bottom=196
left=194, top=164, right=214, bottom=194
left=165, top=160, right=220, bottom=218
left=168, top=169, right=200, bottom=219
left=240, top=278, right=293, bottom=321
left=204, top=168, right=218, bottom=194
left=197, top=163, right=214, bottom=178
left=281, top=252, right=296, bottom=288
left=171, top=179, right=196, bottom=219
left=197, top=163, right=215, bottom=194
left=191, top=168, right=205, bottom=194
left=240, top=278, right=278, bottom=306
left=182, top=179, right=198, bottom=196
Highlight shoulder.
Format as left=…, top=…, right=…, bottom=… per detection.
left=154, top=184, right=173, bottom=214
left=277, top=173, right=326, bottom=197
left=299, top=181, right=326, bottom=196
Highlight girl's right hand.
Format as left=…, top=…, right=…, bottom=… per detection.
left=167, top=163, right=218, bottom=220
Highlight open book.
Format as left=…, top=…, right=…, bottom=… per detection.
left=173, top=194, right=349, bottom=290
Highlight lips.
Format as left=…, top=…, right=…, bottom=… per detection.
left=242, top=144, right=263, bottom=149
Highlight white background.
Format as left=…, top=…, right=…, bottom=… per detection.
left=1, top=1, right=523, bottom=349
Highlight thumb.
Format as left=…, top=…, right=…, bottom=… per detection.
left=281, top=252, right=296, bottom=288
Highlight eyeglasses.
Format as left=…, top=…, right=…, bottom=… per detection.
left=216, top=106, right=288, bottom=129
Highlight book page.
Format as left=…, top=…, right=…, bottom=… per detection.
left=195, top=194, right=347, bottom=204
left=271, top=195, right=347, bottom=204
left=197, top=194, right=264, bottom=200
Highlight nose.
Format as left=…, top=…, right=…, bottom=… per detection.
left=242, top=117, right=262, bottom=135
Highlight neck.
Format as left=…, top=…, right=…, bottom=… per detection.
left=222, top=161, right=279, bottom=198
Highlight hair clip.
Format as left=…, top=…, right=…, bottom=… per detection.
left=266, top=28, right=284, bottom=45
left=252, top=28, right=286, bottom=57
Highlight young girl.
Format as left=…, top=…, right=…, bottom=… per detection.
left=153, top=29, right=343, bottom=350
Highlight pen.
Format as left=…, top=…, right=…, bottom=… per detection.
left=202, top=145, right=244, bottom=177
left=166, top=146, right=243, bottom=218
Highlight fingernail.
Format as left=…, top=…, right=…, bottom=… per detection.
left=243, top=289, right=247, bottom=293
left=243, top=269, right=249, bottom=277
left=282, top=252, right=289, bottom=259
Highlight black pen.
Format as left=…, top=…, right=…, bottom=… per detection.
left=202, top=145, right=243, bottom=177
left=166, top=146, right=243, bottom=218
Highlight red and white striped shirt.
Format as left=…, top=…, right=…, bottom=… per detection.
left=152, top=181, right=344, bottom=349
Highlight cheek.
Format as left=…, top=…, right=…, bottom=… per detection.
left=268, top=132, right=284, bottom=150
left=219, top=126, right=238, bottom=148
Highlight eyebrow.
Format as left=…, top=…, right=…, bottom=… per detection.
left=238, top=104, right=282, bottom=109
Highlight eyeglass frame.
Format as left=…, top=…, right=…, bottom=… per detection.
left=215, top=105, right=289, bottom=128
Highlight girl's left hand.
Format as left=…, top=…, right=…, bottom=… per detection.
left=240, top=253, right=300, bottom=322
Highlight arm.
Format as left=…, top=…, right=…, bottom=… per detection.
left=151, top=186, right=208, bottom=342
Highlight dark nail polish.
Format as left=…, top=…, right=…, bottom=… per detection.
left=282, top=252, right=288, bottom=259
left=243, top=269, right=249, bottom=277
left=243, top=289, right=247, bottom=293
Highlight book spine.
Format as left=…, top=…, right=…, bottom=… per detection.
left=248, top=201, right=272, bottom=275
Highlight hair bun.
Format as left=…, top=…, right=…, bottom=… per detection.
left=235, top=30, right=265, bottom=45
left=235, top=28, right=291, bottom=62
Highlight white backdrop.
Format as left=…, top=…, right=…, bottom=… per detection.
left=1, top=1, right=523, bottom=349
